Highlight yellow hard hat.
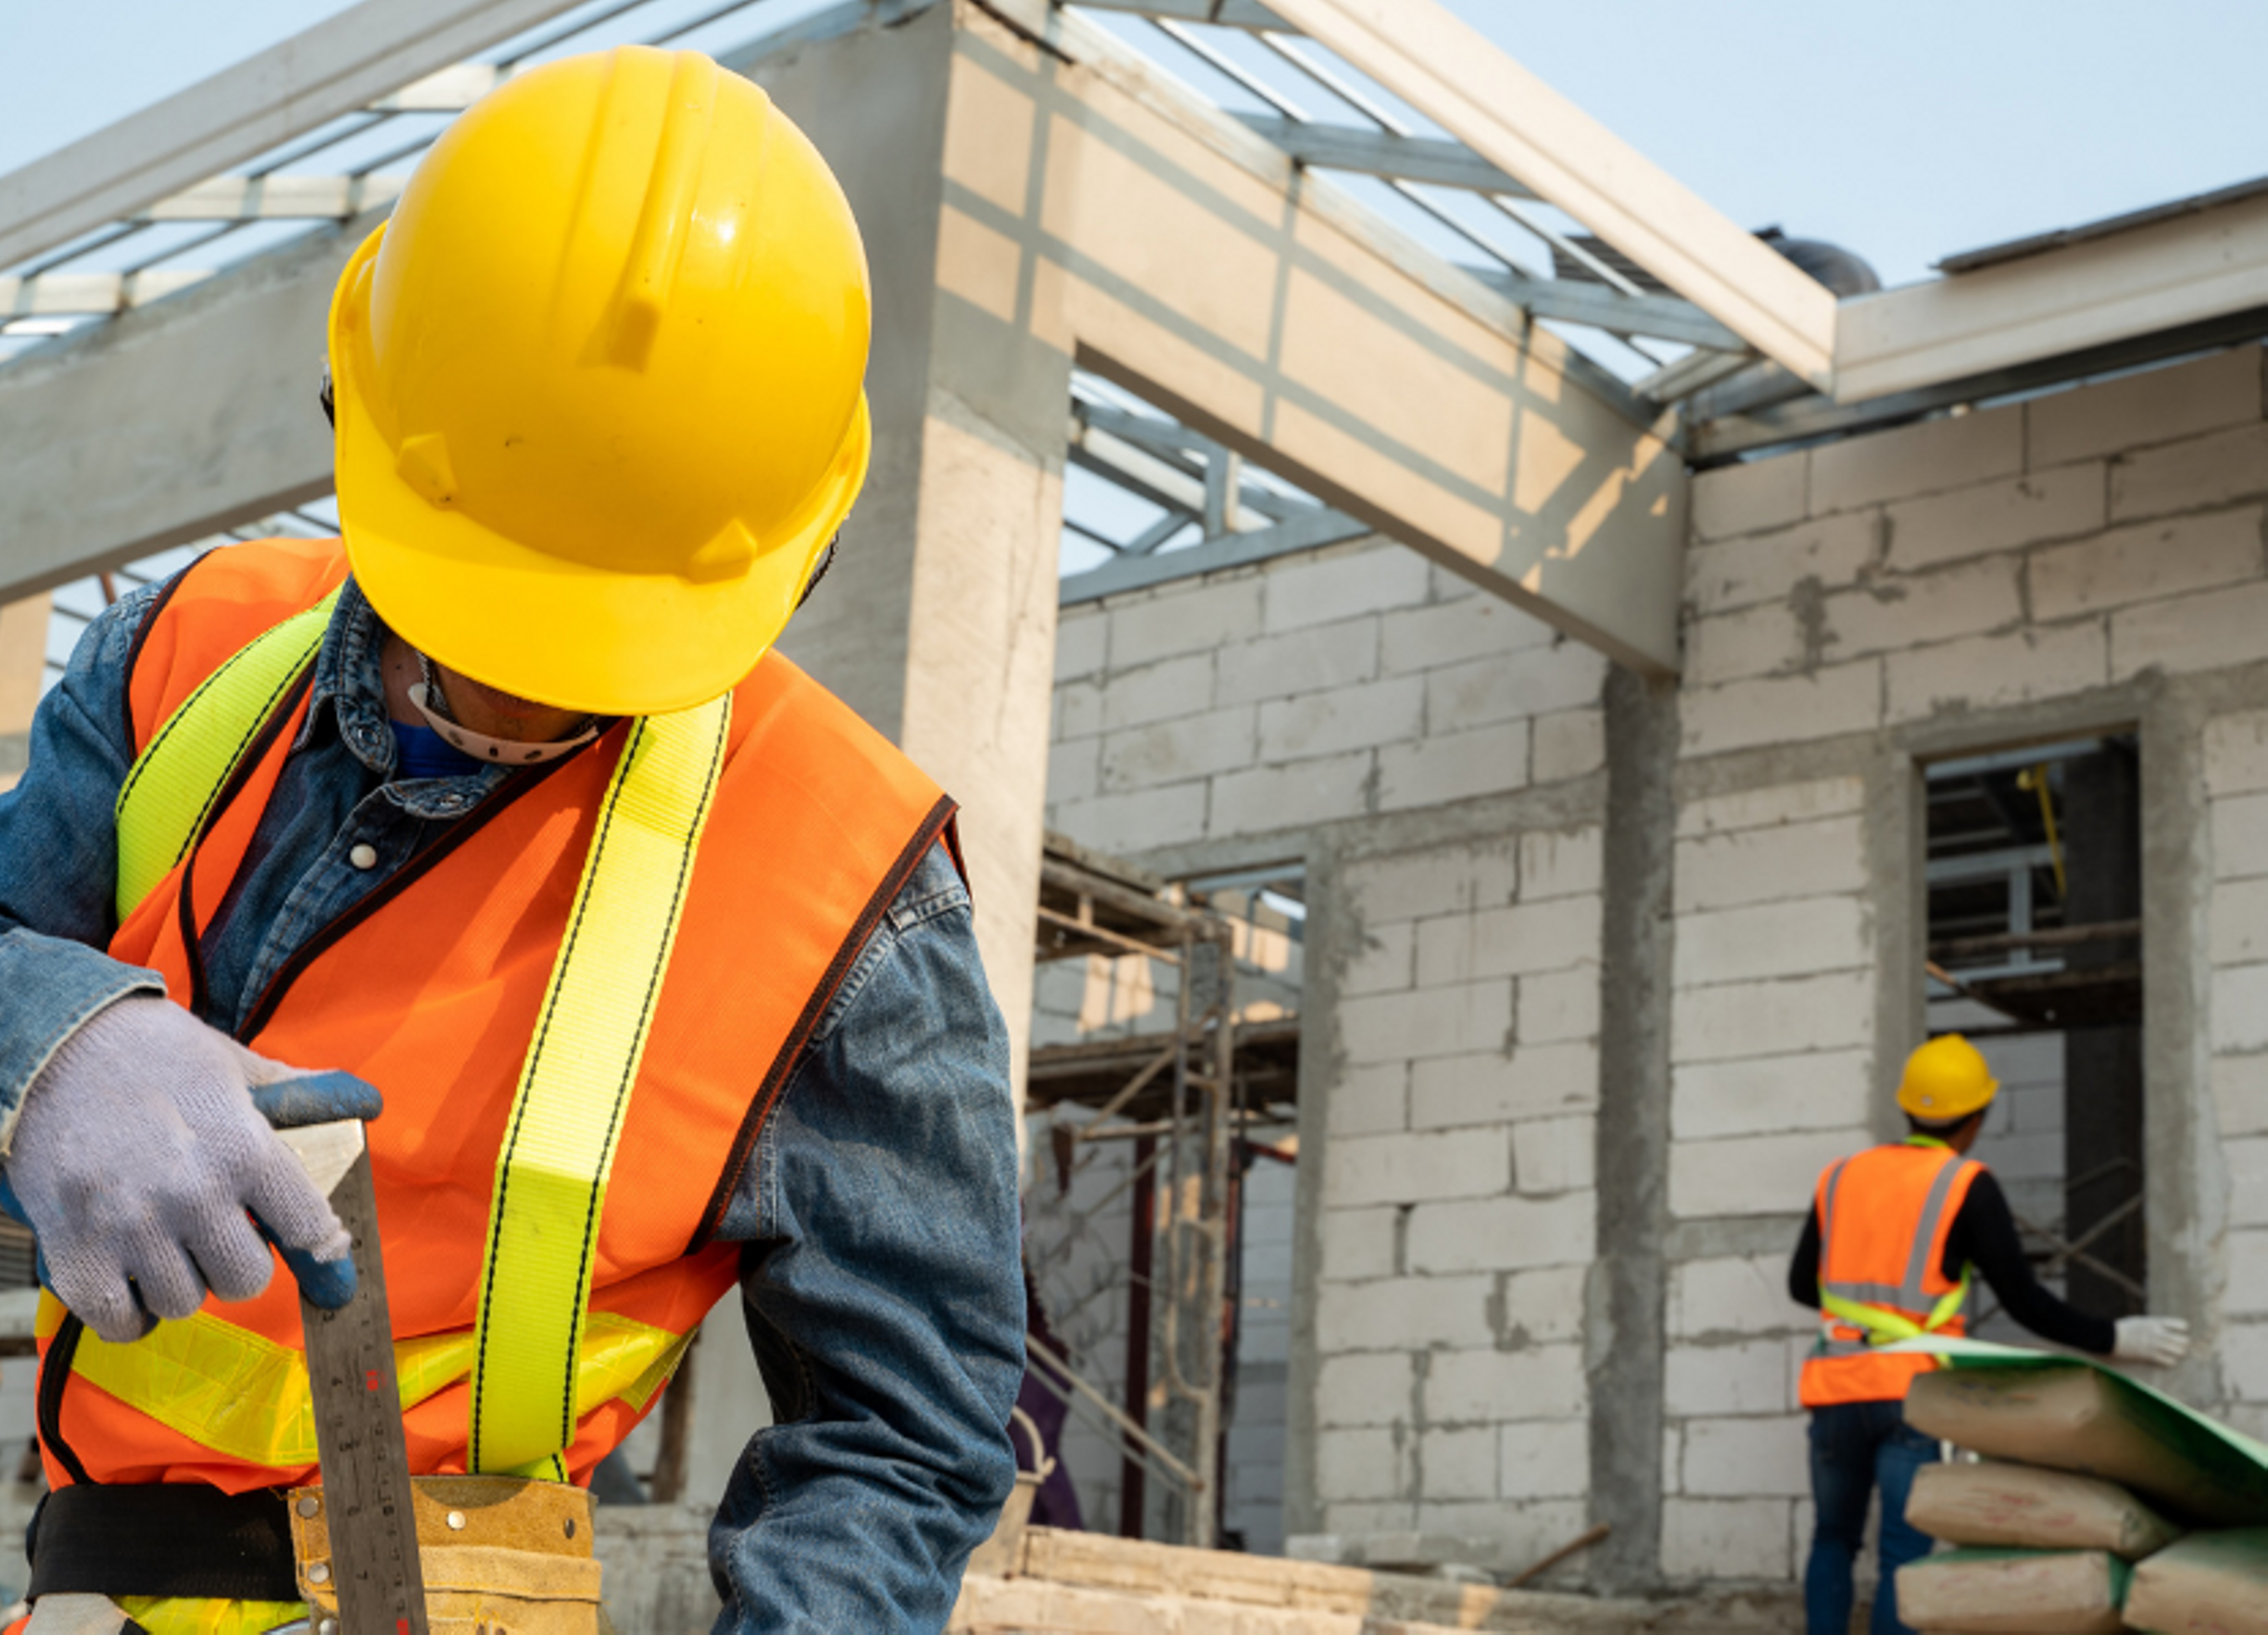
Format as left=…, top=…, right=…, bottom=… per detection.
left=1897, top=1034, right=1999, bottom=1122
left=327, top=45, right=872, bottom=716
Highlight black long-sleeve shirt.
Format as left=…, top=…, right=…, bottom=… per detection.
left=1787, top=1166, right=2117, bottom=1356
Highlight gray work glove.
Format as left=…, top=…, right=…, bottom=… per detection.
left=2111, top=1315, right=2191, bottom=1368
left=1, top=996, right=372, bottom=1343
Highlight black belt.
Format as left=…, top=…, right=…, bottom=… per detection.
left=30, top=1484, right=300, bottom=1603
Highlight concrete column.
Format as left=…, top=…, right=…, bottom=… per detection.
left=753, top=2, right=1067, bottom=1095
left=0, top=595, right=48, bottom=792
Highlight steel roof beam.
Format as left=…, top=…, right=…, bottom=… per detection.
left=136, top=173, right=409, bottom=224
left=1230, top=115, right=1532, bottom=197
left=1469, top=269, right=1744, bottom=352
left=2, top=269, right=210, bottom=318
left=0, top=0, right=585, bottom=272
left=1065, top=0, right=1283, bottom=29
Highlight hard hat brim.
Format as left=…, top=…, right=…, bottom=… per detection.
left=327, top=229, right=868, bottom=718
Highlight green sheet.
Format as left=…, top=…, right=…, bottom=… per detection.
left=1884, top=1336, right=2268, bottom=1525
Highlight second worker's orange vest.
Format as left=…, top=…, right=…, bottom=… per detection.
left=1798, top=1139, right=1984, bottom=1408
left=35, top=537, right=956, bottom=1493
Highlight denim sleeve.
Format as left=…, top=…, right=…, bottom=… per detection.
left=707, top=843, right=1025, bottom=1634
left=0, top=586, right=168, bottom=1148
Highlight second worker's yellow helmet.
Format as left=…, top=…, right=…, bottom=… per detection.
left=1897, top=1034, right=1999, bottom=1122
left=327, top=45, right=871, bottom=717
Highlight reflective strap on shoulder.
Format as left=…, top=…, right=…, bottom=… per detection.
left=113, top=589, right=343, bottom=922
left=468, top=695, right=732, bottom=1477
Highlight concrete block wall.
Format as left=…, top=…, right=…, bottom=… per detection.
left=1048, top=539, right=1606, bottom=853
left=2205, top=710, right=2268, bottom=1431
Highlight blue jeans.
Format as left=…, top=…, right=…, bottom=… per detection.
left=1804, top=1399, right=1940, bottom=1635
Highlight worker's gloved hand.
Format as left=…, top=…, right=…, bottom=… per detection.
left=2111, top=1315, right=2191, bottom=1368
left=0, top=996, right=380, bottom=1343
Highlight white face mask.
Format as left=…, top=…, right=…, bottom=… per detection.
left=411, top=653, right=601, bottom=766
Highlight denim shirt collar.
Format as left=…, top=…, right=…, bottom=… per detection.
left=302, top=577, right=508, bottom=821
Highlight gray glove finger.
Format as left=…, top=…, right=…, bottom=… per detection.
left=183, top=1210, right=278, bottom=1305
left=124, top=1235, right=209, bottom=1324
left=237, top=1136, right=351, bottom=1262
left=53, top=1257, right=155, bottom=1346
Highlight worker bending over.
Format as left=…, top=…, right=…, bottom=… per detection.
left=1790, top=1035, right=2188, bottom=1635
left=0, top=47, right=1020, bottom=1635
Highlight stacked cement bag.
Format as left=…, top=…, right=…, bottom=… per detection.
left=1894, top=1365, right=2268, bottom=1634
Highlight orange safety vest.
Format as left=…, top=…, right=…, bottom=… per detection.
left=35, top=536, right=956, bottom=1493
left=1797, top=1138, right=1984, bottom=1409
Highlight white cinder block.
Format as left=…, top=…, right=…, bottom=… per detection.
left=1520, top=827, right=1604, bottom=901
left=1666, top=1340, right=1791, bottom=1417
left=1669, top=1255, right=1811, bottom=1342
left=2227, top=1229, right=2268, bottom=1317
left=1380, top=593, right=1555, bottom=674
left=1671, top=969, right=1873, bottom=1063
left=2206, top=712, right=2268, bottom=798
left=2112, top=579, right=2268, bottom=682
left=1672, top=1049, right=1874, bottom=1142
left=1259, top=675, right=1425, bottom=762
left=1099, top=706, right=1256, bottom=793
left=1423, top=644, right=1607, bottom=735
left=1052, top=783, right=1209, bottom=856
left=1055, top=678, right=1103, bottom=742
left=1687, top=512, right=1877, bottom=617
left=1326, top=1063, right=1410, bottom=1139
left=1046, top=736, right=1100, bottom=807
left=1681, top=1414, right=1808, bottom=1498
left=1669, top=1129, right=1862, bottom=1220
left=2215, top=877, right=2268, bottom=968
left=1406, top=1190, right=1594, bottom=1274
left=2212, top=1052, right=2268, bottom=1138
left=1821, top=554, right=2024, bottom=661
left=1808, top=406, right=2022, bottom=515
left=1424, top=1344, right=1586, bottom=1424
left=1692, top=453, right=1807, bottom=543
left=2109, top=422, right=2268, bottom=524
left=1410, top=1041, right=1599, bottom=1129
left=1682, top=661, right=1883, bottom=759
left=1416, top=895, right=1602, bottom=986
left=1107, top=577, right=1263, bottom=669
left=1215, top=617, right=1381, bottom=706
left=1661, top=1499, right=1794, bottom=1581
left=1677, top=776, right=1867, bottom=839
left=1377, top=720, right=1531, bottom=812
left=1319, top=1499, right=1418, bottom=1534
left=1339, top=980, right=1516, bottom=1068
left=1208, top=749, right=1371, bottom=838
left=2215, top=792, right=2268, bottom=879
left=1517, top=967, right=1601, bottom=1045
left=1685, top=600, right=1808, bottom=688
left=2032, top=505, right=2263, bottom=623
left=1341, top=921, right=1415, bottom=998
left=1885, top=622, right=2107, bottom=722
left=1344, top=840, right=1519, bottom=925
left=1497, top=1264, right=1589, bottom=1344
left=1498, top=1421, right=1589, bottom=1500
left=1882, top=463, right=2106, bottom=573
left=1324, top=1127, right=1511, bottom=1208
left=1318, top=1205, right=1399, bottom=1282
left=2214, top=964, right=2268, bottom=1055
left=1099, top=652, right=1214, bottom=731
left=1315, top=1351, right=1415, bottom=1427
left=1316, top=1427, right=1407, bottom=1502
left=1674, top=896, right=1870, bottom=987
left=1420, top=1426, right=1499, bottom=1500
left=2229, top=1136, right=2268, bottom=1229
left=1675, top=815, right=1868, bottom=913
left=1513, top=1117, right=1595, bottom=1195
left=1531, top=707, right=1606, bottom=783
left=1265, top=547, right=1433, bottom=634
left=2029, top=347, right=2263, bottom=468
left=1054, top=609, right=1109, bottom=681
left=2218, top=1321, right=2268, bottom=1406
left=1317, top=1274, right=1495, bottom=1352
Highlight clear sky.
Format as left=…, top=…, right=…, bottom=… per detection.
left=3, top=0, right=2264, bottom=289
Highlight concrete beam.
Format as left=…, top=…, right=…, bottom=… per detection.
left=0, top=595, right=46, bottom=794
left=0, top=0, right=584, bottom=272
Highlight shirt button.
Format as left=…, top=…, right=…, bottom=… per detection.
left=348, top=844, right=379, bottom=872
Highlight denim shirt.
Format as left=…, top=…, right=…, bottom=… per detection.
left=0, top=576, right=1025, bottom=1633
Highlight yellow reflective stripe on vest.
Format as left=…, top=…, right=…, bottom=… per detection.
left=468, top=698, right=731, bottom=1477
left=113, top=588, right=343, bottom=922
left=1820, top=1270, right=1972, bottom=1349
left=43, top=1290, right=690, bottom=1472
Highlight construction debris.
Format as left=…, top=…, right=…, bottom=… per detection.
left=1903, top=1463, right=2181, bottom=1557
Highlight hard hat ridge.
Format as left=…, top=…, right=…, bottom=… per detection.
left=1896, top=1033, right=1999, bottom=1122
